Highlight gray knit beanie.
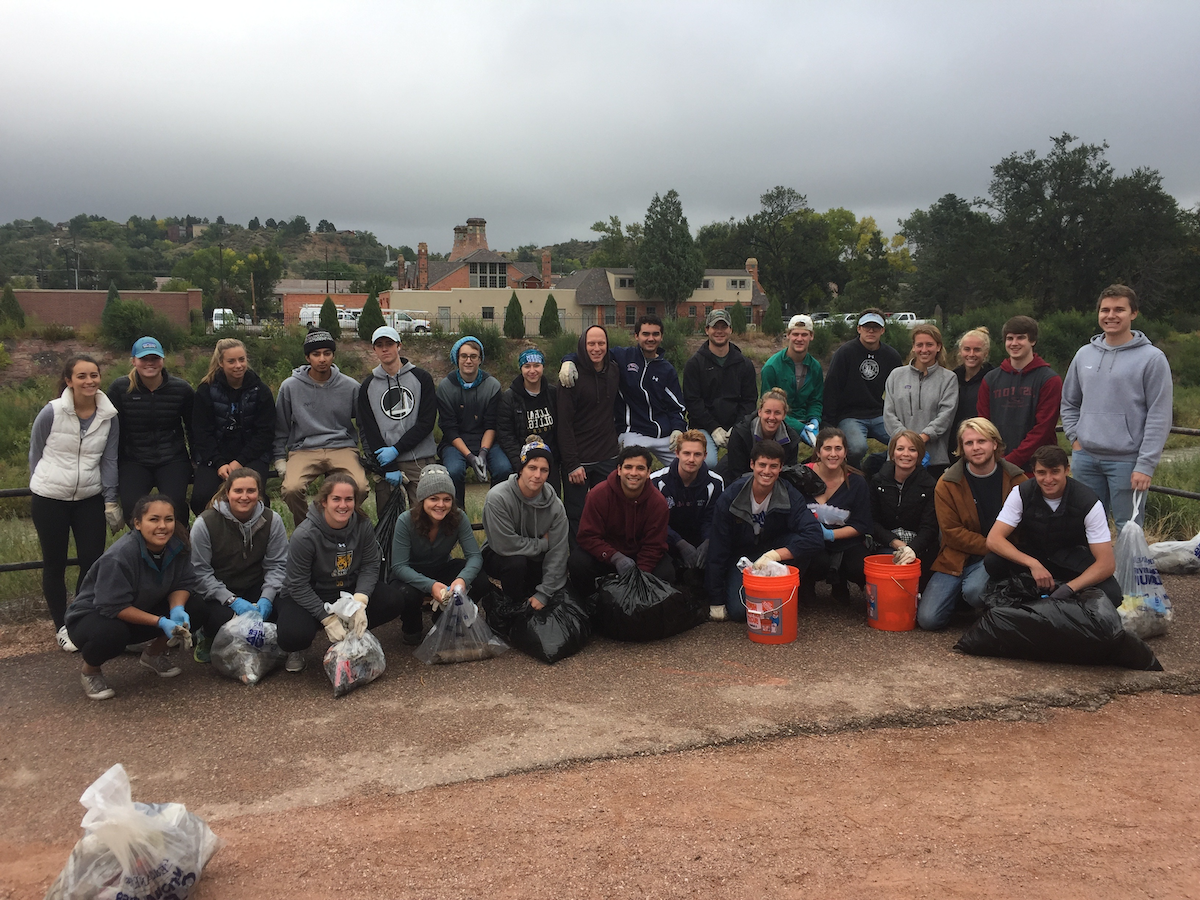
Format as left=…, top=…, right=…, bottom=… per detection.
left=415, top=464, right=456, bottom=504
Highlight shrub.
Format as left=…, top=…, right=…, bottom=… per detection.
left=36, top=323, right=75, bottom=342
left=105, top=281, right=120, bottom=307
left=0, top=285, right=25, bottom=328
left=808, top=325, right=835, bottom=361
left=1035, top=309, right=1099, bottom=372
left=357, top=292, right=386, bottom=341
left=503, top=292, right=525, bottom=339
left=882, top=322, right=913, bottom=359
left=0, top=343, right=10, bottom=370
left=99, top=297, right=181, bottom=352
left=455, top=317, right=506, bottom=365
left=729, top=301, right=747, bottom=335
left=763, top=298, right=783, bottom=337
left=661, top=316, right=694, bottom=372
left=539, top=294, right=562, bottom=338
left=318, top=296, right=341, bottom=339
left=546, top=330, right=579, bottom=372
left=1162, top=333, right=1200, bottom=388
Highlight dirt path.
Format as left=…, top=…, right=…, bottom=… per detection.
left=6, top=691, right=1196, bottom=900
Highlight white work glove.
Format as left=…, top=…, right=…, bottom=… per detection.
left=754, top=550, right=782, bottom=568
left=431, top=586, right=451, bottom=612
left=273, top=458, right=287, bottom=478
left=104, top=502, right=124, bottom=534
left=893, top=545, right=917, bottom=566
left=468, top=453, right=489, bottom=483
left=351, top=592, right=370, bottom=637
left=611, top=552, right=636, bottom=575
left=669, top=430, right=683, bottom=451
left=695, top=539, right=710, bottom=568
left=322, top=614, right=347, bottom=643
left=711, top=427, right=729, bottom=449
left=559, top=360, right=579, bottom=388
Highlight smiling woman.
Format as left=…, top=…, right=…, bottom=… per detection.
left=882, top=324, right=959, bottom=472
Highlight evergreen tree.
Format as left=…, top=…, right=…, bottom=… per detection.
left=763, top=297, right=784, bottom=337
left=729, top=300, right=747, bottom=335
left=504, top=291, right=525, bottom=339
left=0, top=284, right=25, bottom=328
left=539, top=294, right=562, bottom=337
left=106, top=281, right=120, bottom=308
left=358, top=292, right=386, bottom=340
left=319, top=296, right=341, bottom=339
left=636, top=189, right=705, bottom=317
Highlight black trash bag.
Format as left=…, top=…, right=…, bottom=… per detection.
left=488, top=589, right=592, bottom=664
left=779, top=464, right=826, bottom=499
left=373, top=483, right=407, bottom=583
left=954, top=584, right=1163, bottom=671
left=594, top=566, right=708, bottom=642
left=980, top=571, right=1042, bottom=608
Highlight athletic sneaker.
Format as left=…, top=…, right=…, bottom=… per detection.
left=285, top=651, right=306, bottom=673
left=193, top=630, right=212, bottom=664
left=56, top=625, right=78, bottom=653
left=402, top=628, right=424, bottom=646
left=125, top=639, right=153, bottom=654
left=80, top=672, right=115, bottom=700
left=139, top=651, right=181, bottom=678
left=709, top=605, right=728, bottom=621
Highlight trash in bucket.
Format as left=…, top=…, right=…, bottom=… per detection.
left=742, top=565, right=800, bottom=645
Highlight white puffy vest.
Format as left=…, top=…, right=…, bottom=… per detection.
left=29, top=389, right=118, bottom=501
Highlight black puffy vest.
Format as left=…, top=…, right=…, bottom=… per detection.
left=1015, top=478, right=1100, bottom=572
left=208, top=370, right=265, bottom=461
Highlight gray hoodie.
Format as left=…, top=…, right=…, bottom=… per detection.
left=272, top=364, right=360, bottom=460
left=190, top=500, right=289, bottom=604
left=882, top=363, right=960, bottom=465
left=481, top=474, right=569, bottom=604
left=285, top=502, right=380, bottom=619
left=1061, top=331, right=1173, bottom=476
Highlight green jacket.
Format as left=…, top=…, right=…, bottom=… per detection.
left=760, top=349, right=824, bottom=433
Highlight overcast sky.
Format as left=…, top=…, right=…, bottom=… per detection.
left=2, top=1, right=1198, bottom=255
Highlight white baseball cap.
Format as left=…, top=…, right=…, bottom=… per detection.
left=372, top=326, right=401, bottom=344
left=787, top=314, right=814, bottom=332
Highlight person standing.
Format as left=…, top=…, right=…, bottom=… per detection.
left=976, top=316, right=1062, bottom=470
left=950, top=327, right=994, bottom=443
left=29, top=355, right=121, bottom=652
left=107, top=336, right=195, bottom=525
left=1060, top=285, right=1173, bottom=530
left=436, top=335, right=512, bottom=508
left=882, top=323, right=958, bottom=477
left=191, top=338, right=276, bottom=515
left=649, top=430, right=725, bottom=574
left=682, top=309, right=758, bottom=468
left=759, top=313, right=823, bottom=445
left=358, top=325, right=438, bottom=512
left=822, top=310, right=902, bottom=467
left=497, top=347, right=560, bottom=492
left=273, top=329, right=368, bottom=525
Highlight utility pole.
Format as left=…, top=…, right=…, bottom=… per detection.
left=325, top=248, right=329, bottom=294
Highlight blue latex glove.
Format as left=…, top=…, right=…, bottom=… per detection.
left=256, top=597, right=273, bottom=620
left=922, top=451, right=931, bottom=467
left=821, top=526, right=836, bottom=542
left=157, top=616, right=177, bottom=639
left=169, top=605, right=190, bottom=630
left=230, top=597, right=255, bottom=616
left=385, top=470, right=402, bottom=486
left=808, top=418, right=820, bottom=433
left=375, top=446, right=400, bottom=466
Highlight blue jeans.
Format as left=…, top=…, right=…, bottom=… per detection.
left=916, top=558, right=989, bottom=631
left=697, top=430, right=720, bottom=469
left=838, top=416, right=890, bottom=468
left=440, top=444, right=512, bottom=508
left=1070, top=448, right=1140, bottom=531
left=723, top=566, right=748, bottom=622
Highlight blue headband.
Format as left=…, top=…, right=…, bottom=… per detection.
left=519, top=348, right=544, bottom=367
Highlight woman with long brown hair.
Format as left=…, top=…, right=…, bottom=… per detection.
left=802, top=427, right=873, bottom=602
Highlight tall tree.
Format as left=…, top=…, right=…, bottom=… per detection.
left=729, top=300, right=747, bottom=335
left=319, top=296, right=341, bottom=339
left=0, top=284, right=25, bottom=327
left=504, top=291, right=525, bottom=339
left=539, top=294, right=562, bottom=337
left=358, top=292, right=386, bottom=340
left=636, top=189, right=704, bottom=318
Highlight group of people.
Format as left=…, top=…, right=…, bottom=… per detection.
left=31, top=284, right=1172, bottom=701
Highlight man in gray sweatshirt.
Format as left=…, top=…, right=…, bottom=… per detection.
left=272, top=330, right=368, bottom=524
left=481, top=437, right=569, bottom=610
left=1061, top=284, right=1173, bottom=530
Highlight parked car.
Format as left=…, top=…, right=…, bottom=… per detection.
left=810, top=311, right=833, bottom=327
left=386, top=310, right=432, bottom=333
left=887, top=312, right=936, bottom=327
left=298, top=305, right=360, bottom=328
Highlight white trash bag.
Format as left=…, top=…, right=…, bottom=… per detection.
left=210, top=611, right=286, bottom=684
left=45, top=763, right=221, bottom=900
left=1147, top=529, right=1200, bottom=575
left=1115, top=491, right=1173, bottom=639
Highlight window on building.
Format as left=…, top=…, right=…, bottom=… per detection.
left=470, top=262, right=508, bottom=289
left=727, top=278, right=748, bottom=290
left=618, top=277, right=635, bottom=289
left=604, top=305, right=616, bottom=325
left=704, top=305, right=713, bottom=317
left=701, top=279, right=712, bottom=289
left=688, top=306, right=697, bottom=317
left=481, top=307, right=494, bottom=320
left=625, top=305, right=636, bottom=326
left=645, top=305, right=656, bottom=316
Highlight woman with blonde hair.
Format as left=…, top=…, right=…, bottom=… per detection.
left=721, top=387, right=803, bottom=478
left=882, top=323, right=958, bottom=477
left=870, top=430, right=938, bottom=588
left=191, top=337, right=276, bottom=514
left=951, top=326, right=994, bottom=440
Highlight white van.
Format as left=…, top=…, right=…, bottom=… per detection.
left=212, top=308, right=236, bottom=329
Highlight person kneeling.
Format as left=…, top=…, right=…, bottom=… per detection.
left=275, top=474, right=407, bottom=672
left=984, top=445, right=1120, bottom=605
left=650, top=429, right=724, bottom=579
left=568, top=445, right=674, bottom=593
left=705, top=440, right=825, bottom=622
left=482, top=438, right=570, bottom=611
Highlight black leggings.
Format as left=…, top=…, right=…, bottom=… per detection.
left=807, top=540, right=873, bottom=587
left=186, top=587, right=272, bottom=639
left=191, top=460, right=271, bottom=516
left=562, top=458, right=617, bottom=549
left=483, top=547, right=545, bottom=601
left=67, top=610, right=164, bottom=668
left=31, top=494, right=106, bottom=629
left=119, top=459, right=193, bottom=525
left=274, top=581, right=408, bottom=653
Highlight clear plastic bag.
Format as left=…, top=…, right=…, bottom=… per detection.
left=321, top=592, right=386, bottom=696
left=1147, top=530, right=1200, bottom=575
left=807, top=502, right=850, bottom=527
left=1115, top=492, right=1173, bottom=639
left=45, top=763, right=221, bottom=900
left=210, top=612, right=285, bottom=685
left=413, top=588, right=509, bottom=664
left=736, top=555, right=790, bottom=577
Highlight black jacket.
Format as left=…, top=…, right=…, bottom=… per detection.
left=682, top=341, right=758, bottom=433
left=192, top=369, right=276, bottom=470
left=721, top=412, right=801, bottom=481
left=497, top=375, right=559, bottom=472
left=557, top=327, right=621, bottom=472
left=107, top=371, right=194, bottom=468
left=951, top=362, right=994, bottom=441
left=870, top=461, right=939, bottom=559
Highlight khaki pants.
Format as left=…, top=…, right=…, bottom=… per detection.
left=373, top=457, right=434, bottom=513
left=282, top=447, right=369, bottom=524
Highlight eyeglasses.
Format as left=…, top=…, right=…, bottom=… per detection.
left=459, top=353, right=481, bottom=361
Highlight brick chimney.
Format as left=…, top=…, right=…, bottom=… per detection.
left=449, top=226, right=468, bottom=261
left=466, top=217, right=488, bottom=254
left=541, top=249, right=551, bottom=287
left=746, top=257, right=761, bottom=290
left=417, top=243, right=428, bottom=290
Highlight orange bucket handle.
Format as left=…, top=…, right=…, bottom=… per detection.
left=740, top=583, right=799, bottom=611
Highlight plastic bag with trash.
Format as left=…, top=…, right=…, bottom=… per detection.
left=210, top=611, right=286, bottom=685
left=488, top=589, right=593, bottom=664
left=1147, top=530, right=1200, bottom=575
left=736, top=555, right=790, bottom=577
left=413, top=587, right=509, bottom=665
left=45, top=763, right=221, bottom=900
left=594, top=567, right=707, bottom=642
left=806, top=503, right=850, bottom=527
left=321, top=592, right=386, bottom=697
left=1114, top=492, right=1173, bottom=639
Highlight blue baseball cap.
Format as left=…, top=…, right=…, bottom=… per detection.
left=132, top=336, right=164, bottom=358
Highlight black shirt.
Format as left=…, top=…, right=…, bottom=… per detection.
left=965, top=465, right=1004, bottom=537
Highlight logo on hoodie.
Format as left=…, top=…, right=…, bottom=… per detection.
left=334, top=550, right=352, bottom=575
left=381, top=384, right=416, bottom=420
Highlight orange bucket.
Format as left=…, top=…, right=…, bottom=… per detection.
left=742, top=565, right=800, bottom=644
left=863, top=554, right=920, bottom=631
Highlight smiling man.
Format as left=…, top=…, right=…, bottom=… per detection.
left=1060, top=285, right=1173, bottom=530
left=649, top=429, right=724, bottom=574
left=682, top=309, right=758, bottom=467
left=822, top=309, right=902, bottom=467
left=760, top=313, right=824, bottom=444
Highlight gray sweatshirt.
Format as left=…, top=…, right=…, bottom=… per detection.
left=64, top=532, right=197, bottom=626
left=882, top=363, right=960, bottom=466
left=189, top=500, right=289, bottom=604
left=1061, top=331, right=1174, bottom=476
left=481, top=474, right=569, bottom=604
left=272, top=364, right=360, bottom=460
left=285, top=503, right=380, bottom=619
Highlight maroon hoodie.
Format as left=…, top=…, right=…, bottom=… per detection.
left=976, top=354, right=1062, bottom=469
left=576, top=469, right=669, bottom=571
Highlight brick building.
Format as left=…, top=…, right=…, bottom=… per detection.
left=11, top=288, right=203, bottom=330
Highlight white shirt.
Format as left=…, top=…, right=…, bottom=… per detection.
left=996, top=487, right=1110, bottom=544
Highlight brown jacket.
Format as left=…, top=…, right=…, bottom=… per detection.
left=931, top=458, right=1028, bottom=576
